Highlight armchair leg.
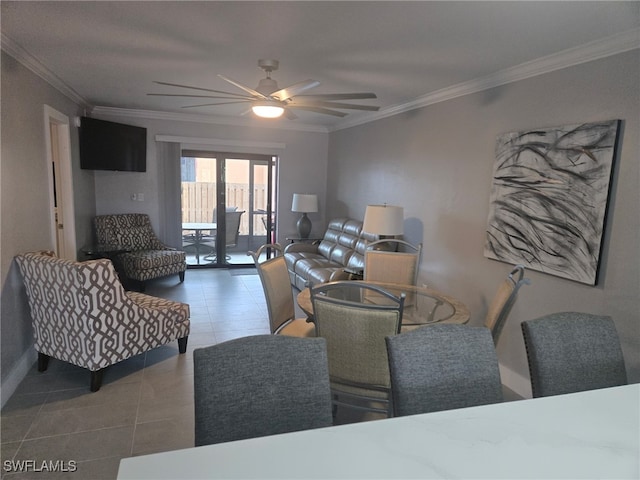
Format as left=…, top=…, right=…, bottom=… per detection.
left=90, top=369, right=104, bottom=392
left=179, top=271, right=185, bottom=283
left=37, top=352, right=50, bottom=372
left=178, top=336, right=188, bottom=354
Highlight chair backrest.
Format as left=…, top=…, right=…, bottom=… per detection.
left=225, top=210, right=244, bottom=247
left=310, top=281, right=405, bottom=394
left=521, top=312, right=627, bottom=398
left=386, top=324, right=503, bottom=416
left=484, top=264, right=530, bottom=344
left=364, top=239, right=422, bottom=286
left=249, top=244, right=296, bottom=333
left=193, top=335, right=333, bottom=446
left=94, top=213, right=164, bottom=251
left=212, top=206, right=238, bottom=222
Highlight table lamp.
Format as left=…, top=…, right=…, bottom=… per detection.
left=363, top=204, right=404, bottom=248
left=292, top=194, right=318, bottom=239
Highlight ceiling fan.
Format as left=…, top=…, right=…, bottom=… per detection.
left=148, top=59, right=380, bottom=119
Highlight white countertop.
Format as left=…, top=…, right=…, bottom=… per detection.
left=118, top=383, right=639, bottom=479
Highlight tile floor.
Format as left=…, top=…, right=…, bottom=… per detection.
left=1, top=268, right=282, bottom=479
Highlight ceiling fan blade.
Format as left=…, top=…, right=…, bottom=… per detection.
left=287, top=105, right=347, bottom=117
left=148, top=93, right=253, bottom=100
left=153, top=81, right=249, bottom=98
left=284, top=109, right=298, bottom=120
left=295, top=93, right=377, bottom=101
left=289, top=100, right=379, bottom=111
left=271, top=79, right=320, bottom=101
left=218, top=74, right=267, bottom=99
left=181, top=100, right=252, bottom=109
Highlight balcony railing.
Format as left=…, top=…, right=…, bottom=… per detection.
left=181, top=182, right=269, bottom=236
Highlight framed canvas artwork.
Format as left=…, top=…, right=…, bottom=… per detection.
left=484, top=120, right=621, bottom=285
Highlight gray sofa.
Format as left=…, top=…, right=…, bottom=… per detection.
left=284, top=218, right=377, bottom=290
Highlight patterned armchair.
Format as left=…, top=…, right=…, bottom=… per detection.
left=94, top=214, right=186, bottom=290
left=16, top=251, right=190, bottom=391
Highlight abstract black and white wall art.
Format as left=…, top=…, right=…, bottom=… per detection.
left=484, top=120, right=621, bottom=285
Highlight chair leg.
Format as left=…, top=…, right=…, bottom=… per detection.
left=179, top=271, right=185, bottom=282
left=90, top=369, right=104, bottom=392
left=178, top=336, right=188, bottom=354
left=37, top=352, right=50, bottom=372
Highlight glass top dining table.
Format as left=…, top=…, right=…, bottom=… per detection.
left=296, top=281, right=470, bottom=328
left=182, top=222, right=217, bottom=265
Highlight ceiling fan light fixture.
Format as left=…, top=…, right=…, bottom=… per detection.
left=252, top=100, right=285, bottom=118
left=151, top=59, right=379, bottom=120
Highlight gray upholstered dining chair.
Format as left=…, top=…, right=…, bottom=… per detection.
left=484, top=264, right=530, bottom=344
left=385, top=324, right=503, bottom=416
left=521, top=312, right=627, bottom=398
left=248, top=243, right=315, bottom=337
left=193, top=335, right=333, bottom=446
left=310, top=281, right=406, bottom=417
left=364, top=239, right=422, bottom=286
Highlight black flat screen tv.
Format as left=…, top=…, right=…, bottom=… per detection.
left=79, top=117, right=147, bottom=172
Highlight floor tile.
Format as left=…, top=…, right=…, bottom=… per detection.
left=0, top=415, right=34, bottom=444
left=26, top=402, right=138, bottom=439
left=132, top=409, right=194, bottom=456
left=1, top=392, right=47, bottom=418
left=40, top=382, right=141, bottom=413
left=15, top=425, right=134, bottom=463
left=135, top=395, right=194, bottom=427
left=69, top=456, right=122, bottom=480
left=12, top=368, right=89, bottom=396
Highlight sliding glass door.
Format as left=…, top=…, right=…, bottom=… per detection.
left=181, top=151, right=276, bottom=267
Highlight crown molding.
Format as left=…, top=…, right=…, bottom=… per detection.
left=331, top=27, right=640, bottom=132
left=1, top=33, right=90, bottom=109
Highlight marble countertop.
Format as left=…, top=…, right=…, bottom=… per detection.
left=118, top=383, right=639, bottom=479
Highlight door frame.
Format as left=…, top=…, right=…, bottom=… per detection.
left=181, top=150, right=276, bottom=267
left=44, top=105, right=76, bottom=260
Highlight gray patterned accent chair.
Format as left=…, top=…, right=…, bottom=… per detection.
left=16, top=251, right=190, bottom=392
left=94, top=213, right=186, bottom=290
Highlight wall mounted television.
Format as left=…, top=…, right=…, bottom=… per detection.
left=79, top=117, right=147, bottom=172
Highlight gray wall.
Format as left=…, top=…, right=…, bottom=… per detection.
left=326, top=50, right=640, bottom=396
left=1, top=51, right=94, bottom=402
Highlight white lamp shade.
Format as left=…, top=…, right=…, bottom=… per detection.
left=292, top=194, right=318, bottom=213
left=363, top=205, right=404, bottom=235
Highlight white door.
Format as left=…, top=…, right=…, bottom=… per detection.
left=44, top=106, right=76, bottom=260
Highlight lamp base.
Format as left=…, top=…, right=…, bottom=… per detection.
left=296, top=213, right=312, bottom=239
left=373, top=235, right=398, bottom=251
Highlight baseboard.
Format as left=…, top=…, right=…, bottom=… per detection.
left=499, top=362, right=532, bottom=399
left=1, top=345, right=36, bottom=408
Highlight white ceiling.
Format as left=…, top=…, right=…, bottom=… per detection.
left=2, top=1, right=639, bottom=129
